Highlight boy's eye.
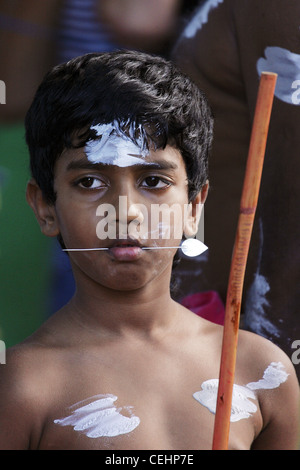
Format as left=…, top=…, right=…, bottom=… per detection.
left=140, top=176, right=171, bottom=189
left=77, top=176, right=104, bottom=189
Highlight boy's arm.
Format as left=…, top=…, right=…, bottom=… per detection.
left=248, top=339, right=300, bottom=450
left=0, top=393, right=31, bottom=449
left=0, top=348, right=41, bottom=449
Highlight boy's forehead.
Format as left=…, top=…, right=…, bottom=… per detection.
left=58, top=120, right=188, bottom=171
left=58, top=143, right=185, bottom=172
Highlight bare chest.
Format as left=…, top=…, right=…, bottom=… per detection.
left=37, top=360, right=259, bottom=450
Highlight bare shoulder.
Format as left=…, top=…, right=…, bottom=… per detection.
left=236, top=328, right=298, bottom=383
left=0, top=338, right=62, bottom=449
left=236, top=329, right=299, bottom=449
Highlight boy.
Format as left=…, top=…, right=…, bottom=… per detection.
left=0, top=51, right=298, bottom=450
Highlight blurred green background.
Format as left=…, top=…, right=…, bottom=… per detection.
left=0, top=124, right=51, bottom=347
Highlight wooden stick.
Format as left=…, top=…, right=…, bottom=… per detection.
left=212, top=72, right=277, bottom=450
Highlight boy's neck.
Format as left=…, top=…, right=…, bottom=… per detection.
left=66, top=273, right=180, bottom=340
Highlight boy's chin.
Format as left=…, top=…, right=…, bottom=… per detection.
left=99, top=276, right=153, bottom=293
left=96, top=263, right=170, bottom=294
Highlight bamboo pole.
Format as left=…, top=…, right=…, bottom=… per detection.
left=212, top=72, right=277, bottom=450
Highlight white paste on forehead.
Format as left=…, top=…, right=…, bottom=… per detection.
left=182, top=0, right=224, bottom=39
left=193, top=362, right=289, bottom=422
left=85, top=120, right=150, bottom=167
left=257, top=47, right=300, bottom=105
left=54, top=394, right=140, bottom=438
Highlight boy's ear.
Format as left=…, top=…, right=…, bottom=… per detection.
left=184, top=181, right=209, bottom=238
left=26, top=178, right=60, bottom=237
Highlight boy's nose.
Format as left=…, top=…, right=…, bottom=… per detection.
left=117, top=196, right=146, bottom=239
left=116, top=195, right=145, bottom=223
left=114, top=183, right=146, bottom=238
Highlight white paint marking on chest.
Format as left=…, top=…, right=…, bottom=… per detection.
left=54, top=394, right=140, bottom=438
left=193, top=362, right=289, bottom=422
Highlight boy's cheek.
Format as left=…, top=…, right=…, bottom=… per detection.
left=54, top=209, right=98, bottom=248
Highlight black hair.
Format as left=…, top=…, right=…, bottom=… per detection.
left=25, top=50, right=213, bottom=204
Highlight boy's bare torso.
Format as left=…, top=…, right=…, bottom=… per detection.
left=1, top=304, right=269, bottom=450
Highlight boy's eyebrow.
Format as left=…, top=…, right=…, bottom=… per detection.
left=66, top=158, right=179, bottom=171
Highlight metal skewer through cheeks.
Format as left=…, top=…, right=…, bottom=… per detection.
left=63, top=238, right=208, bottom=258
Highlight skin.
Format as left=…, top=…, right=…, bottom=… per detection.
left=0, top=145, right=298, bottom=450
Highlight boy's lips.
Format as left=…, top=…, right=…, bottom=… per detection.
left=108, top=238, right=144, bottom=261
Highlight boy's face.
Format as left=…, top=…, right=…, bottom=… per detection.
left=29, top=142, right=206, bottom=292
